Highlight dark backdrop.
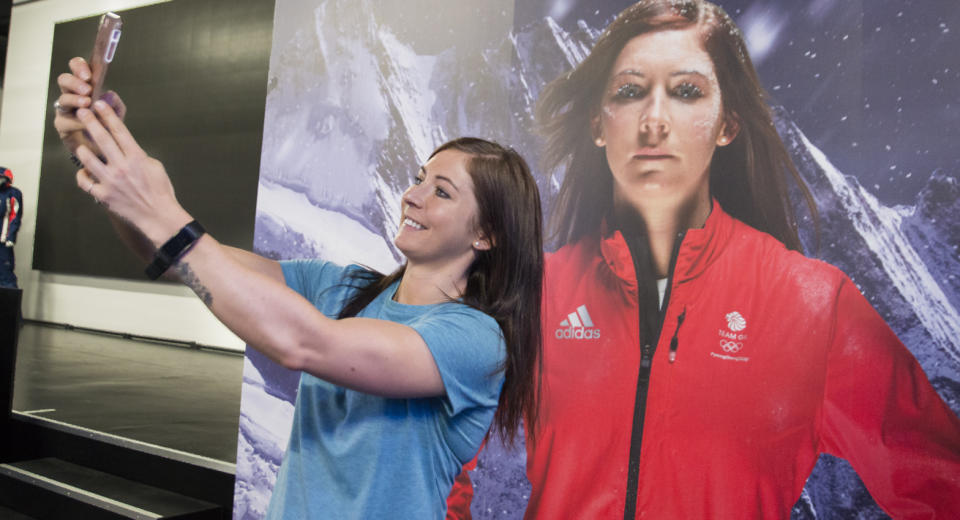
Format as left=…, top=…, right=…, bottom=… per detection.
left=33, top=0, right=274, bottom=280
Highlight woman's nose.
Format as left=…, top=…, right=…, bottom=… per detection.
left=402, top=184, right=424, bottom=208
left=639, top=94, right=670, bottom=140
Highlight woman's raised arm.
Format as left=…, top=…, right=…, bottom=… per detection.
left=53, top=58, right=284, bottom=283
left=70, top=98, right=445, bottom=399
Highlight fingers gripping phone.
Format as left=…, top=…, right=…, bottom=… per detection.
left=89, top=12, right=122, bottom=102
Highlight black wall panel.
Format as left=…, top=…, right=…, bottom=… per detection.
left=34, top=0, right=275, bottom=280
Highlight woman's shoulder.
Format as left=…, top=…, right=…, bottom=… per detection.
left=280, top=258, right=373, bottom=282
left=424, top=301, right=503, bottom=337
left=279, top=258, right=375, bottom=308
left=726, top=218, right=848, bottom=291
left=279, top=257, right=361, bottom=273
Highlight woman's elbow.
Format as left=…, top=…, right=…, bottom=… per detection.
left=276, top=348, right=307, bottom=371
left=262, top=334, right=316, bottom=372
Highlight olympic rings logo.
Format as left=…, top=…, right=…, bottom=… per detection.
left=719, top=339, right=743, bottom=353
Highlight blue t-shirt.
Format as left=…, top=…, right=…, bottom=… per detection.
left=265, top=259, right=506, bottom=519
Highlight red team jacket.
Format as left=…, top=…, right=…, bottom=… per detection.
left=450, top=203, right=960, bottom=519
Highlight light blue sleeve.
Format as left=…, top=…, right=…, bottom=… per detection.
left=279, top=259, right=357, bottom=316
left=410, top=305, right=506, bottom=416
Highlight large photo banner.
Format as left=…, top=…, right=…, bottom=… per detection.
left=234, top=1, right=959, bottom=518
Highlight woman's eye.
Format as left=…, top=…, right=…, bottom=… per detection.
left=613, top=83, right=646, bottom=100
left=413, top=176, right=424, bottom=185
left=673, top=82, right=704, bottom=99
left=435, top=187, right=450, bottom=199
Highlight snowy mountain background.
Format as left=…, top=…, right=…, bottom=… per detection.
left=234, top=1, right=959, bottom=519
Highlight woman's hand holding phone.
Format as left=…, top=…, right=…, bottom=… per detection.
left=74, top=99, right=189, bottom=246
left=55, top=11, right=124, bottom=158
left=54, top=57, right=127, bottom=158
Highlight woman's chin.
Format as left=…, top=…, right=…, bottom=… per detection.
left=393, top=237, right=412, bottom=257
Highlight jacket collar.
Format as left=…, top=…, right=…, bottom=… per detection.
left=598, top=199, right=735, bottom=286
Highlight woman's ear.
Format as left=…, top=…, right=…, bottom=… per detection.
left=716, top=112, right=741, bottom=147
left=472, top=233, right=493, bottom=251
left=591, top=114, right=606, bottom=148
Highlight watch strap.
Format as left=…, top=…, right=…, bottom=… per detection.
left=145, top=220, right=206, bottom=280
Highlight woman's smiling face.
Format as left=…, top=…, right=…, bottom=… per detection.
left=394, top=148, right=486, bottom=267
left=594, top=26, right=736, bottom=215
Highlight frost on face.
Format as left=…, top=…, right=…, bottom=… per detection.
left=698, top=73, right=724, bottom=140
left=601, top=104, right=617, bottom=121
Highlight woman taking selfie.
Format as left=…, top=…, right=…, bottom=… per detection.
left=449, top=0, right=960, bottom=518
left=53, top=59, right=543, bottom=519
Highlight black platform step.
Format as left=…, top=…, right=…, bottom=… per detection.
left=0, top=457, right=221, bottom=519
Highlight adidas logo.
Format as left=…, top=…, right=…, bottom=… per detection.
left=555, top=304, right=601, bottom=340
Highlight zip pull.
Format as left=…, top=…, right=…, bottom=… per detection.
left=668, top=307, right=686, bottom=363
left=641, top=343, right=653, bottom=369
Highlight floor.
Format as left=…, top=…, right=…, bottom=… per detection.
left=11, top=323, right=244, bottom=463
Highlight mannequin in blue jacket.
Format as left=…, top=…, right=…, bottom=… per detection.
left=0, top=168, right=23, bottom=289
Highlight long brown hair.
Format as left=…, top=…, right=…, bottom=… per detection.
left=338, top=137, right=543, bottom=444
left=537, top=0, right=816, bottom=251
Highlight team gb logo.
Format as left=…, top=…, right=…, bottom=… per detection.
left=725, top=311, right=746, bottom=332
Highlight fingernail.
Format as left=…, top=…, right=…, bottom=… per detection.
left=76, top=108, right=91, bottom=118
left=94, top=100, right=107, bottom=110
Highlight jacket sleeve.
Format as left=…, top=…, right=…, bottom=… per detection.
left=8, top=189, right=22, bottom=242
left=2, top=189, right=22, bottom=244
left=820, top=276, right=960, bottom=519
left=7, top=189, right=22, bottom=243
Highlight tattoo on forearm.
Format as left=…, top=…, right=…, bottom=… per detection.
left=174, top=262, right=214, bottom=306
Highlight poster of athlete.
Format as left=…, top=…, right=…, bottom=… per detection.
left=233, top=1, right=960, bottom=518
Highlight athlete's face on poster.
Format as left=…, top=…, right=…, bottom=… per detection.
left=593, top=27, right=736, bottom=214
left=394, top=149, right=487, bottom=266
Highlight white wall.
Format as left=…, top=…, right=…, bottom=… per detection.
left=1, top=0, right=244, bottom=350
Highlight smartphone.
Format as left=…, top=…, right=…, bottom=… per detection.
left=89, top=12, right=123, bottom=102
